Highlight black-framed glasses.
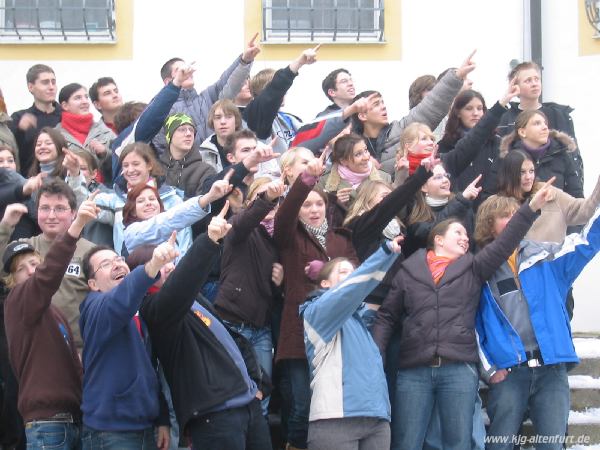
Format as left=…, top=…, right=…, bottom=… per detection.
left=92, top=256, right=125, bottom=277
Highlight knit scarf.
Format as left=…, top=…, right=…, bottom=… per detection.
left=40, top=160, right=57, bottom=174
left=261, top=218, right=275, bottom=237
left=302, top=219, right=329, bottom=251
left=425, top=196, right=449, bottom=208
left=426, top=250, right=453, bottom=285
left=61, top=111, right=93, bottom=144
left=337, top=161, right=372, bottom=188
left=521, top=139, right=552, bottom=162
left=407, top=151, right=432, bottom=175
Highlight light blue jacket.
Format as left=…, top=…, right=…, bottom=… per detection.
left=123, top=195, right=209, bottom=258
left=300, top=243, right=398, bottom=421
left=476, top=207, right=600, bottom=378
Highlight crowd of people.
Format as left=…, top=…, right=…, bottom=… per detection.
left=0, top=35, right=598, bottom=450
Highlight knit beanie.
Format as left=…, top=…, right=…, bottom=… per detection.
left=164, top=113, right=196, bottom=144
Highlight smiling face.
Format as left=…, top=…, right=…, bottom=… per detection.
left=299, top=190, right=326, bottom=228
left=406, top=129, right=435, bottom=156
left=35, top=132, right=59, bottom=164
left=37, top=193, right=75, bottom=240
left=135, top=188, right=161, bottom=220
left=321, top=260, right=355, bottom=289
left=87, top=249, right=130, bottom=292
left=341, top=140, right=371, bottom=174
left=518, top=113, right=549, bottom=148
left=61, top=87, right=90, bottom=114
left=421, top=165, right=451, bottom=199
left=435, top=222, right=469, bottom=259
left=122, top=151, right=152, bottom=187
left=457, top=97, right=484, bottom=129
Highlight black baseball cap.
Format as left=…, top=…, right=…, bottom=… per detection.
left=3, top=241, right=35, bottom=273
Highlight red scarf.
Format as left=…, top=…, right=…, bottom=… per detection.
left=61, top=111, right=93, bottom=144
left=426, top=250, right=453, bottom=285
left=407, top=151, right=432, bottom=175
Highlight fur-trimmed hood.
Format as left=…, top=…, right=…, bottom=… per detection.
left=499, top=130, right=577, bottom=158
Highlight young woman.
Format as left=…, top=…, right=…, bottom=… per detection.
left=28, top=127, right=67, bottom=179
left=274, top=155, right=358, bottom=450
left=486, top=110, right=583, bottom=200
left=495, top=149, right=600, bottom=244
left=56, top=83, right=115, bottom=170
left=438, top=90, right=500, bottom=197
left=372, top=180, right=552, bottom=450
left=213, top=177, right=286, bottom=417
left=94, top=142, right=183, bottom=255
left=300, top=237, right=403, bottom=450
left=280, top=147, right=316, bottom=187
left=474, top=194, right=600, bottom=450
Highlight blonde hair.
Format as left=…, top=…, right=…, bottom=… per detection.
left=279, top=147, right=313, bottom=184
left=249, top=69, right=276, bottom=98
left=3, top=251, right=41, bottom=289
left=474, top=195, right=520, bottom=248
left=244, top=176, right=273, bottom=207
left=344, top=179, right=391, bottom=225
left=400, top=122, right=435, bottom=156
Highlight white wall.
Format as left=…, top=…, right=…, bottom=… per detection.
left=0, top=0, right=598, bottom=330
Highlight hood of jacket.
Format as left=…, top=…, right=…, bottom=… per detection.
left=159, top=147, right=205, bottom=170
left=499, top=130, right=576, bottom=157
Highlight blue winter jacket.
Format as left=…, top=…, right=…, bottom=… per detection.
left=80, top=266, right=160, bottom=431
left=300, top=243, right=398, bottom=422
left=476, top=207, right=600, bottom=378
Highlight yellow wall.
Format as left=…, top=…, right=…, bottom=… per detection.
left=579, top=0, right=600, bottom=55
left=244, top=0, right=401, bottom=61
left=0, top=0, right=133, bottom=60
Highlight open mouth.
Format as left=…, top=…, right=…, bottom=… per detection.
left=113, top=271, right=127, bottom=281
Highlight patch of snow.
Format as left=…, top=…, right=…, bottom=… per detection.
left=574, top=338, right=600, bottom=359
left=569, top=375, right=600, bottom=389
left=568, top=446, right=600, bottom=450
left=569, top=408, right=600, bottom=424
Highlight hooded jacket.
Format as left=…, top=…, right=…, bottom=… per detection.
left=158, top=147, right=216, bottom=199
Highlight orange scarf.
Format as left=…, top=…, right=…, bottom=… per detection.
left=426, top=250, right=453, bottom=285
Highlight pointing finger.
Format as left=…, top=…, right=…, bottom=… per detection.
left=218, top=200, right=230, bottom=219
left=467, top=49, right=477, bottom=62
left=313, top=43, right=322, bottom=52
left=470, top=174, right=483, bottom=187
left=541, top=176, right=556, bottom=190
left=249, top=32, right=259, bottom=45
left=88, top=190, right=99, bottom=201
left=168, top=230, right=177, bottom=246
left=223, top=168, right=234, bottom=183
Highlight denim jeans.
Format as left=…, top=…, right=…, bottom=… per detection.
left=25, top=421, right=81, bottom=450
left=81, top=426, right=156, bottom=450
left=222, top=321, right=273, bottom=417
left=486, top=364, right=570, bottom=450
left=188, top=398, right=271, bottom=450
left=278, top=359, right=311, bottom=449
left=392, top=362, right=479, bottom=450
left=423, top=390, right=486, bottom=450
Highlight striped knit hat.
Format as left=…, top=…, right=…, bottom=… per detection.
left=164, top=113, right=196, bottom=144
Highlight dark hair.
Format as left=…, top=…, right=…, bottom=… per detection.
left=58, top=83, right=85, bottom=105
left=321, top=68, right=351, bottom=101
left=119, top=142, right=164, bottom=179
left=441, top=90, right=487, bottom=145
left=508, top=61, right=541, bottom=82
left=160, top=58, right=184, bottom=82
left=28, top=127, right=68, bottom=178
left=331, top=133, right=365, bottom=164
left=26, top=64, right=54, bottom=84
left=114, top=102, right=147, bottom=134
left=70, top=148, right=99, bottom=172
left=82, top=245, right=114, bottom=280
left=426, top=218, right=464, bottom=250
left=0, top=144, right=19, bottom=171
left=316, top=257, right=352, bottom=285
left=122, top=183, right=164, bottom=227
left=223, top=129, right=257, bottom=157
left=310, top=186, right=328, bottom=204
left=436, top=67, right=456, bottom=82
left=350, top=90, right=381, bottom=135
left=89, top=77, right=117, bottom=103
left=208, top=99, right=242, bottom=131
left=496, top=149, right=534, bottom=202
left=37, top=178, right=77, bottom=211
left=408, top=75, right=436, bottom=109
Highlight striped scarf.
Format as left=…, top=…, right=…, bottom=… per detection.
left=302, top=219, right=329, bottom=251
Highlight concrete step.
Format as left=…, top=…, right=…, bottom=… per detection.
left=572, top=337, right=600, bottom=377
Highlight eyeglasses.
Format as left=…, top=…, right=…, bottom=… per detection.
left=431, top=173, right=451, bottom=181
left=175, top=125, right=195, bottom=135
left=93, top=256, right=125, bottom=276
left=38, top=206, right=71, bottom=215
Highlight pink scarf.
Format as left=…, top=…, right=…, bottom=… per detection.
left=337, top=161, right=372, bottom=188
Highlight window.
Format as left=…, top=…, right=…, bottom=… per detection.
left=0, top=0, right=115, bottom=43
left=262, top=0, right=384, bottom=43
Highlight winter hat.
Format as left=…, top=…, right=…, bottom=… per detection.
left=164, top=113, right=196, bottom=144
left=3, top=241, right=36, bottom=273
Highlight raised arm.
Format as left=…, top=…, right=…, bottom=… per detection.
left=218, top=33, right=260, bottom=101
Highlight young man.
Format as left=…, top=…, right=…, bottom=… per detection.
left=198, top=99, right=243, bottom=172
left=139, top=205, right=271, bottom=450
left=316, top=68, right=356, bottom=117
left=152, top=34, right=261, bottom=155
left=497, top=61, right=584, bottom=182
left=89, top=77, right=123, bottom=134
left=159, top=112, right=216, bottom=199
left=350, top=51, right=477, bottom=176
left=79, top=234, right=176, bottom=448
left=0, top=179, right=95, bottom=350
left=3, top=195, right=98, bottom=449
left=10, top=64, right=62, bottom=175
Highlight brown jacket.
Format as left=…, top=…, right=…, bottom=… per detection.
left=372, top=203, right=538, bottom=368
left=4, top=231, right=82, bottom=422
left=274, top=173, right=358, bottom=361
